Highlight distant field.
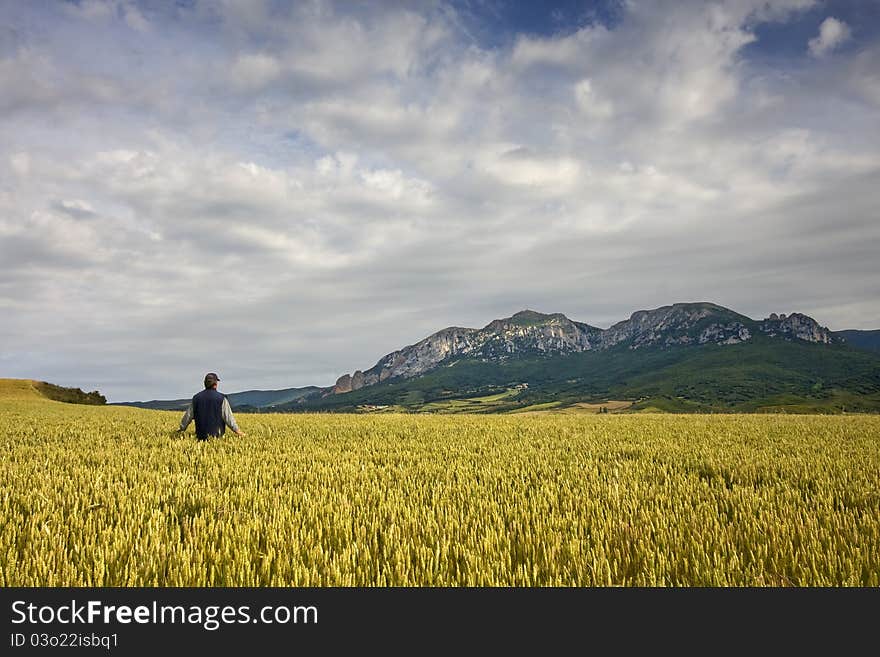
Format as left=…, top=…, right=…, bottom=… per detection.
left=511, top=400, right=635, bottom=415
left=1, top=380, right=878, bottom=586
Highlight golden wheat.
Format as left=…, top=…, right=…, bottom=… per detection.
left=1, top=396, right=878, bottom=586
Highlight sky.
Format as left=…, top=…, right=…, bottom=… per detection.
left=1, top=0, right=879, bottom=401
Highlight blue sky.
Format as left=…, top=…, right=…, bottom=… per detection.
left=447, top=0, right=625, bottom=43
left=1, top=0, right=879, bottom=400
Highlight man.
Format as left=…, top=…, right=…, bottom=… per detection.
left=178, top=372, right=246, bottom=440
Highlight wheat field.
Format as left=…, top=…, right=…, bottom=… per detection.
left=1, top=381, right=878, bottom=586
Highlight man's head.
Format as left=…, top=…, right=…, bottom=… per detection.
left=204, top=372, right=220, bottom=389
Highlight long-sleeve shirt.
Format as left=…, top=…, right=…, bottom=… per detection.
left=179, top=397, right=240, bottom=433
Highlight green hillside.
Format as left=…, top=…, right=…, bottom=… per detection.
left=111, top=303, right=880, bottom=415
left=835, top=329, right=880, bottom=353
left=0, top=379, right=106, bottom=405
left=290, top=337, right=880, bottom=414
left=0, top=379, right=50, bottom=402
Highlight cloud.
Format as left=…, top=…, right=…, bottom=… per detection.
left=9, top=152, right=30, bottom=176
left=477, top=146, right=581, bottom=190
left=229, top=53, right=282, bottom=90
left=64, top=0, right=115, bottom=22
left=0, top=0, right=878, bottom=400
left=123, top=4, right=150, bottom=33
left=52, top=199, right=98, bottom=219
left=808, top=17, right=851, bottom=57
left=573, top=79, right=614, bottom=121
left=848, top=45, right=880, bottom=107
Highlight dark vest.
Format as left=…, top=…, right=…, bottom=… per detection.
left=192, top=388, right=226, bottom=440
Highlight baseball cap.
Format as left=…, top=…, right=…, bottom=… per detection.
left=204, top=372, right=220, bottom=387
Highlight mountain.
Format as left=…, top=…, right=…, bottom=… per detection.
left=834, top=329, right=880, bottom=353
left=330, top=309, right=604, bottom=393
left=292, top=302, right=879, bottom=414
left=329, top=303, right=836, bottom=394
left=117, top=302, right=880, bottom=414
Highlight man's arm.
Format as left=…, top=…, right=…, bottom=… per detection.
left=222, top=397, right=245, bottom=436
left=179, top=402, right=194, bottom=432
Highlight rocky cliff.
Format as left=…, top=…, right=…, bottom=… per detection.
left=600, top=302, right=753, bottom=349
left=760, top=313, right=833, bottom=344
left=331, top=302, right=837, bottom=394
left=332, top=311, right=602, bottom=393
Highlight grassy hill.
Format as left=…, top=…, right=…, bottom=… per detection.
left=0, top=379, right=106, bottom=405
left=835, top=329, right=880, bottom=353
left=0, top=379, right=50, bottom=401
left=289, top=337, right=880, bottom=414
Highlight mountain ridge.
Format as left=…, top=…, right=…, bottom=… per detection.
left=834, top=329, right=880, bottom=353
left=113, top=301, right=880, bottom=414
left=330, top=302, right=836, bottom=395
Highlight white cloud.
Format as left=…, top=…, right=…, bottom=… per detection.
left=123, top=4, right=150, bottom=32
left=477, top=146, right=581, bottom=190
left=359, top=168, right=434, bottom=205
left=848, top=46, right=880, bottom=107
left=64, top=0, right=115, bottom=22
left=229, top=53, right=282, bottom=90
left=573, top=79, right=614, bottom=121
left=55, top=199, right=97, bottom=219
left=511, top=25, right=607, bottom=69
left=0, top=49, right=59, bottom=112
left=809, top=17, right=851, bottom=57
left=10, top=152, right=30, bottom=176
